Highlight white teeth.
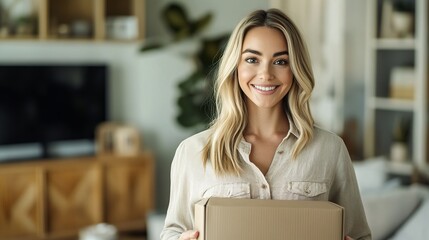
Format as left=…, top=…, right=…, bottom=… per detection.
left=254, top=85, right=276, bottom=91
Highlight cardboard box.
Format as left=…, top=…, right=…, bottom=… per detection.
left=195, top=197, right=344, bottom=240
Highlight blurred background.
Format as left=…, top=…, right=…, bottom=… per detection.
left=0, top=0, right=428, bottom=239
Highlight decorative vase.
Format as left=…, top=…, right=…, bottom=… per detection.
left=390, top=142, right=408, bottom=162
left=391, top=11, right=414, bottom=38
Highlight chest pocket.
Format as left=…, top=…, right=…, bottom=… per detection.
left=286, top=181, right=327, bottom=199
left=202, top=182, right=251, bottom=199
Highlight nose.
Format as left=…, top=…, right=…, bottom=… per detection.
left=258, top=63, right=273, bottom=80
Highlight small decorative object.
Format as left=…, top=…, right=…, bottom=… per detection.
left=113, top=125, right=141, bottom=157
left=96, top=122, right=141, bottom=157
left=391, top=142, right=408, bottom=163
left=71, top=20, right=91, bottom=38
left=380, top=0, right=415, bottom=39
left=106, top=16, right=137, bottom=40
left=390, top=117, right=411, bottom=163
left=391, top=10, right=414, bottom=38
left=96, top=122, right=119, bottom=155
left=79, top=223, right=117, bottom=240
left=57, top=23, right=70, bottom=37
left=389, top=66, right=415, bottom=99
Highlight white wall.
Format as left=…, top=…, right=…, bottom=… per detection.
left=0, top=0, right=269, bottom=211
left=344, top=0, right=367, bottom=158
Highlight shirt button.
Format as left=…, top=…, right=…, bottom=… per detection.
left=304, top=184, right=311, bottom=194
left=277, top=150, right=284, bottom=154
left=261, top=184, right=267, bottom=189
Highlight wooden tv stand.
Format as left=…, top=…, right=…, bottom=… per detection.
left=0, top=152, right=154, bottom=240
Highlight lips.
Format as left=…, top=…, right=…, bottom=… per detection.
left=252, top=84, right=278, bottom=92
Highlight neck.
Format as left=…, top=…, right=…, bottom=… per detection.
left=244, top=102, right=289, bottom=138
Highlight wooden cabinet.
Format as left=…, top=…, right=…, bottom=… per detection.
left=364, top=0, right=428, bottom=172
left=0, top=0, right=145, bottom=41
left=0, top=152, right=154, bottom=239
left=0, top=168, right=44, bottom=238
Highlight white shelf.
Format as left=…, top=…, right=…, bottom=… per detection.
left=364, top=0, right=428, bottom=170
left=372, top=38, right=416, bottom=50
left=369, top=97, right=415, bottom=111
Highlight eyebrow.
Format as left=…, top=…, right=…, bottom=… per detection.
left=242, top=49, right=289, bottom=57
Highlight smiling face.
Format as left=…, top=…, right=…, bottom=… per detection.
left=237, top=26, right=293, bottom=110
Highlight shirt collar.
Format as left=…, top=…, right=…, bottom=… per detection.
left=239, top=112, right=300, bottom=153
left=285, top=113, right=299, bottom=139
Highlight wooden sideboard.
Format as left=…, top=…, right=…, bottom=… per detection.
left=0, top=152, right=154, bottom=240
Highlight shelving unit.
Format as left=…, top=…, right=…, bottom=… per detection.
left=364, top=0, right=428, bottom=174
left=0, top=0, right=145, bottom=41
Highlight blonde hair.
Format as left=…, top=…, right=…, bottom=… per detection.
left=202, top=9, right=315, bottom=176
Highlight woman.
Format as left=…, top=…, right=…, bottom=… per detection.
left=161, top=9, right=371, bottom=240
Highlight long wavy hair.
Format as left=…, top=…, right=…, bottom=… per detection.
left=202, top=9, right=315, bottom=176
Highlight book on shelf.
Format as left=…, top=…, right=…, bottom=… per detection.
left=389, top=66, right=415, bottom=100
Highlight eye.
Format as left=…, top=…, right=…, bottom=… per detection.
left=245, top=57, right=258, bottom=64
left=274, top=59, right=288, bottom=65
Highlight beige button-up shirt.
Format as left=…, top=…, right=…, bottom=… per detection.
left=161, top=120, right=372, bottom=240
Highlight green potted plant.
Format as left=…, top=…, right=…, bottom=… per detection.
left=140, top=3, right=229, bottom=130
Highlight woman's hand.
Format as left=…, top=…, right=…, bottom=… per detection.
left=179, top=230, right=199, bottom=240
left=345, top=236, right=354, bottom=240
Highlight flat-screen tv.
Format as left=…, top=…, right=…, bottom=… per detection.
left=0, top=64, right=108, bottom=161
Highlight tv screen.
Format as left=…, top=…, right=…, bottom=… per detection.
left=0, top=64, right=108, bottom=160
